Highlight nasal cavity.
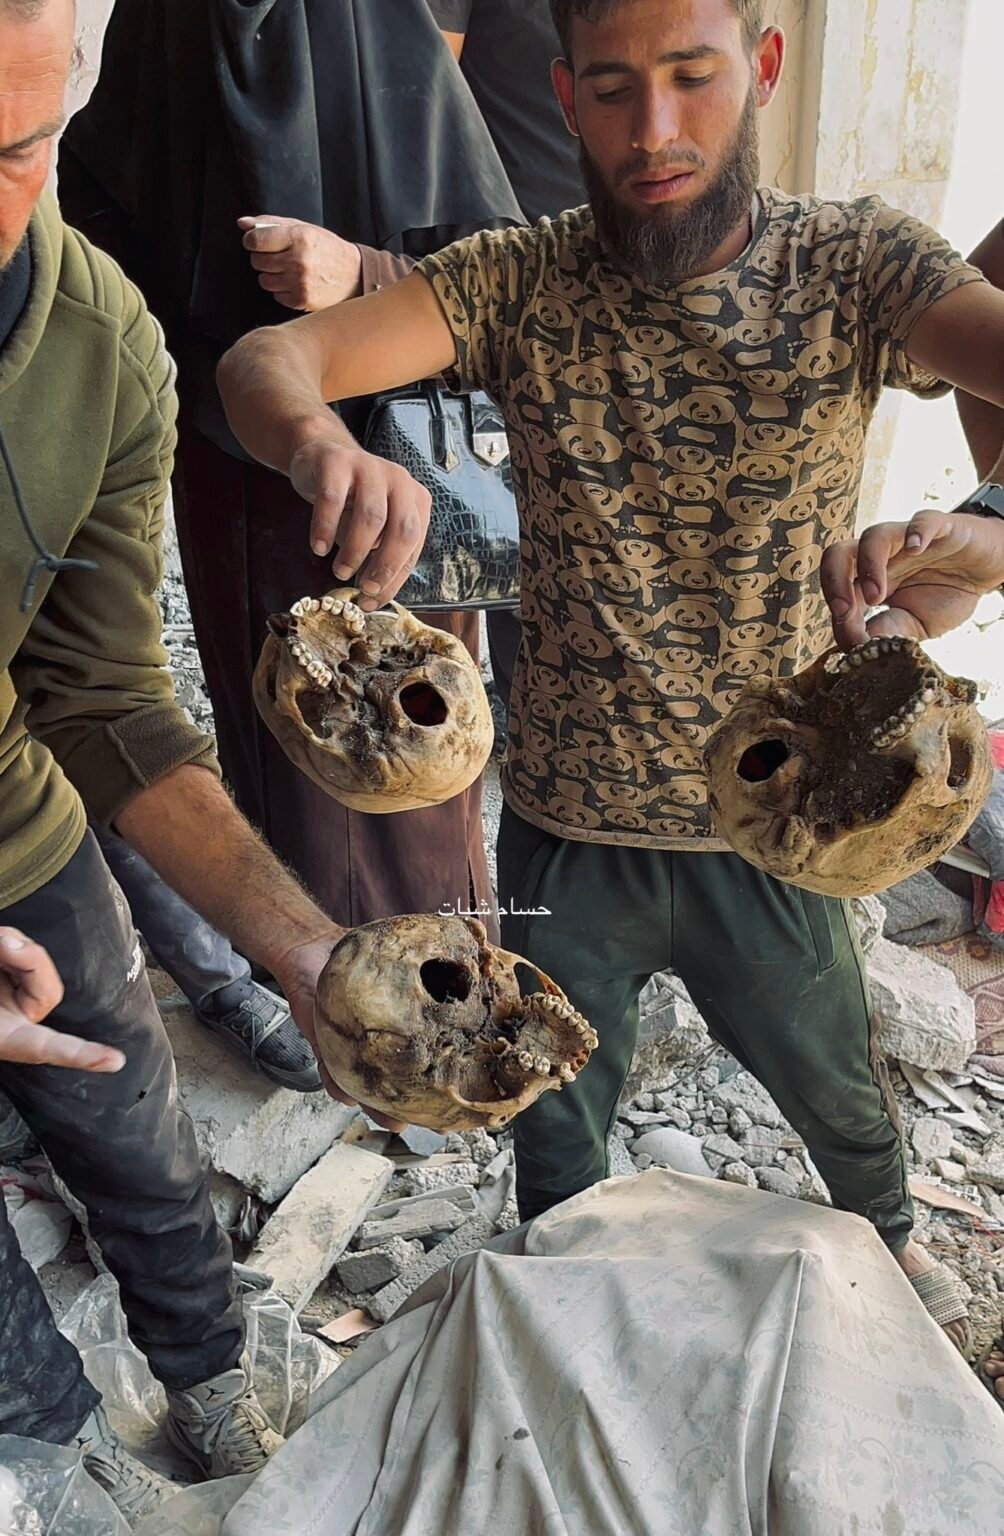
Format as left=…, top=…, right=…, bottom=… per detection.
left=420, top=959, right=472, bottom=1004
left=400, top=682, right=448, bottom=726
left=738, top=739, right=790, bottom=783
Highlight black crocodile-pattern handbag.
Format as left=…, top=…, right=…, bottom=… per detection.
left=363, top=383, right=520, bottom=611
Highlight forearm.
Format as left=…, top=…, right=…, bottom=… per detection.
left=956, top=220, right=1004, bottom=477
left=115, top=764, right=339, bottom=978
left=216, top=323, right=358, bottom=475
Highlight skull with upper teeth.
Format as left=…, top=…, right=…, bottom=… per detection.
left=253, top=592, right=494, bottom=812
left=314, top=915, right=598, bottom=1131
left=704, top=636, right=992, bottom=897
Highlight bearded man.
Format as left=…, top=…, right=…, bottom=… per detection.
left=217, top=0, right=1004, bottom=1365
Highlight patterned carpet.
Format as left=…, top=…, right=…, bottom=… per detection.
left=924, top=933, right=1004, bottom=1071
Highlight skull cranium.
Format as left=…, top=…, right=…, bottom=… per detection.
left=314, top=915, right=598, bottom=1131
left=704, top=637, right=992, bottom=897
left=253, top=593, right=494, bottom=812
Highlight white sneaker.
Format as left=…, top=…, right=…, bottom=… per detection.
left=74, top=1404, right=174, bottom=1525
left=164, top=1352, right=284, bottom=1478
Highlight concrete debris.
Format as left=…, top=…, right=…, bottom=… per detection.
left=246, top=1142, right=392, bottom=1311
left=396, top=1160, right=481, bottom=1197
left=711, top=1073, right=784, bottom=1130
left=930, top=1159, right=967, bottom=1184
left=357, top=1199, right=468, bottom=1248
left=968, top=1144, right=1004, bottom=1192
left=607, top=1137, right=636, bottom=1179
left=911, top=1116, right=954, bottom=1164
left=866, top=935, right=975, bottom=1074
left=632, top=1128, right=713, bottom=1178
left=738, top=1126, right=785, bottom=1168
left=701, top=1134, right=748, bottom=1173
left=722, top=1162, right=757, bottom=1188
left=444, top=1129, right=499, bottom=1168
left=727, top=1107, right=753, bottom=1137
left=334, top=1237, right=424, bottom=1293
left=366, top=1215, right=496, bottom=1325
left=756, top=1168, right=801, bottom=1199
left=624, top=972, right=711, bottom=1098
left=373, top=1184, right=478, bottom=1220
left=160, top=988, right=355, bottom=1203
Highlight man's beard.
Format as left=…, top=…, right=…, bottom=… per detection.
left=581, top=87, right=759, bottom=286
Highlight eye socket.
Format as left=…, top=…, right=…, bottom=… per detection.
left=420, top=959, right=472, bottom=1004
left=948, top=737, right=973, bottom=790
left=738, top=739, right=790, bottom=783
left=400, top=682, right=448, bottom=726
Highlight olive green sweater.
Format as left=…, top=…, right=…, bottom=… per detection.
left=0, top=192, right=219, bottom=907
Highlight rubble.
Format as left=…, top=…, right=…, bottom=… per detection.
left=757, top=1168, right=801, bottom=1198
left=722, top=1162, right=757, bottom=1188
left=159, top=989, right=355, bottom=1203
left=624, top=972, right=711, bottom=1098
left=737, top=1127, right=785, bottom=1167
left=866, top=935, right=976, bottom=1073
left=246, top=1143, right=393, bottom=1310
left=372, top=1185, right=478, bottom=1221
left=911, top=1116, right=954, bottom=1163
left=711, top=1073, right=784, bottom=1130
left=357, top=1199, right=468, bottom=1248
left=631, top=1128, right=712, bottom=1178
left=968, top=1144, right=1004, bottom=1192
left=702, top=1134, right=747, bottom=1172
left=396, top=1160, right=481, bottom=1197
left=334, top=1238, right=423, bottom=1293
left=366, top=1215, right=496, bottom=1325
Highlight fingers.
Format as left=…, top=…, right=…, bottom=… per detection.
left=819, top=540, right=870, bottom=650
left=865, top=605, right=929, bottom=642
left=238, top=216, right=297, bottom=255
left=0, top=1015, right=125, bottom=1073
left=0, top=929, right=64, bottom=1022
left=353, top=477, right=430, bottom=608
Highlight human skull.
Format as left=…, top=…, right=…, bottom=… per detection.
left=253, top=592, right=494, bottom=812
left=314, top=915, right=598, bottom=1131
left=704, top=636, right=992, bottom=897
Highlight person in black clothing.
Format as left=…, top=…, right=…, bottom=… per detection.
left=430, top=1, right=587, bottom=717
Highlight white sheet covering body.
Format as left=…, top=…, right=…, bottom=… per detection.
left=209, top=1171, right=1003, bottom=1535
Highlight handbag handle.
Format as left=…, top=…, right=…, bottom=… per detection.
left=422, top=382, right=459, bottom=473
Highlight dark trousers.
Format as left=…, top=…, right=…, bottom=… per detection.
left=486, top=606, right=521, bottom=716
left=172, top=421, right=496, bottom=935
left=498, top=805, right=913, bottom=1252
left=0, top=833, right=243, bottom=1444
left=92, top=824, right=249, bottom=1010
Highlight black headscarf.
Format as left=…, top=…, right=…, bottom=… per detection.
left=61, top=0, right=523, bottom=352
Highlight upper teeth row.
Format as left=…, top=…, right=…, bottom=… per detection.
left=289, top=595, right=367, bottom=635
left=288, top=640, right=333, bottom=689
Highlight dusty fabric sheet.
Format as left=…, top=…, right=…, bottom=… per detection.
left=211, top=1171, right=1002, bottom=1536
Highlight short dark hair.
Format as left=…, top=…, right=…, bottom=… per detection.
left=550, top=0, right=766, bottom=59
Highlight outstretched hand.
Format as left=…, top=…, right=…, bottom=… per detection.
left=0, top=929, right=125, bottom=1072
left=821, top=510, right=1004, bottom=651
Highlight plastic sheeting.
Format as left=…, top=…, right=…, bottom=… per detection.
left=0, top=1266, right=337, bottom=1533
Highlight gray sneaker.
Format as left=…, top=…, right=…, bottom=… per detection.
left=164, top=1352, right=284, bottom=1479
left=74, top=1404, right=175, bottom=1525
left=196, top=979, right=322, bottom=1093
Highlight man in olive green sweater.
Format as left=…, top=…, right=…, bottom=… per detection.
left=0, top=1, right=372, bottom=1520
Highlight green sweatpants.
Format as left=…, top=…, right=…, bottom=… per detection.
left=498, top=804, right=913, bottom=1252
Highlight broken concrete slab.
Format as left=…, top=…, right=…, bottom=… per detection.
left=968, top=1144, right=1004, bottom=1192
left=606, top=1137, right=635, bottom=1178
left=866, top=936, right=975, bottom=1074
left=738, top=1127, right=785, bottom=1168
left=624, top=972, right=710, bottom=1099
left=357, top=1199, right=467, bottom=1248
left=393, top=1126, right=448, bottom=1158
left=701, top=1134, right=747, bottom=1172
left=632, top=1128, right=713, bottom=1178
left=160, top=988, right=355, bottom=1202
left=334, top=1237, right=423, bottom=1293
left=756, top=1168, right=801, bottom=1198
left=371, top=1185, right=478, bottom=1221
left=246, top=1142, right=392, bottom=1311
left=396, top=1160, right=481, bottom=1198
left=366, top=1215, right=496, bottom=1325
left=911, top=1116, right=954, bottom=1164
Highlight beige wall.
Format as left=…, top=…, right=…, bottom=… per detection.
left=760, top=0, right=820, bottom=193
